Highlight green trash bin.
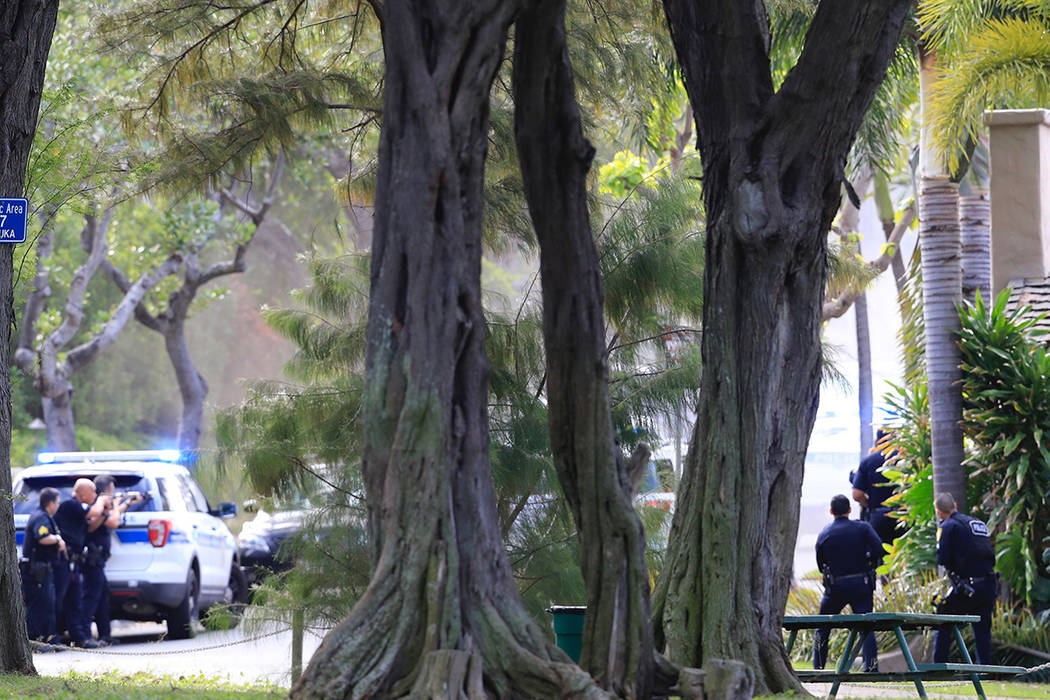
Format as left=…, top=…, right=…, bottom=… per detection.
left=547, top=605, right=586, bottom=663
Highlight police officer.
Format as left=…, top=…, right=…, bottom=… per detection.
left=933, top=492, right=997, bottom=664
left=82, top=474, right=144, bottom=646
left=53, top=478, right=105, bottom=648
left=814, top=494, right=885, bottom=672
left=851, top=429, right=899, bottom=545
left=21, top=487, right=66, bottom=647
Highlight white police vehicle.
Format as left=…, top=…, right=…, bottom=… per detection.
left=13, top=450, right=246, bottom=639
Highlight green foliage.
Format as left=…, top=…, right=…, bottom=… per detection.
left=598, top=150, right=650, bottom=198
left=959, top=290, right=1050, bottom=606
left=897, top=246, right=928, bottom=386
left=920, top=0, right=1050, bottom=173
left=881, top=381, right=938, bottom=573
left=220, top=164, right=705, bottom=625
left=851, top=40, right=920, bottom=178
left=98, top=1, right=383, bottom=192
left=825, top=232, right=880, bottom=302
left=993, top=605, right=1050, bottom=675
left=599, top=173, right=704, bottom=342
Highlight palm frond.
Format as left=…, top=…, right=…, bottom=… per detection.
left=927, top=16, right=1050, bottom=173
left=919, top=0, right=1044, bottom=51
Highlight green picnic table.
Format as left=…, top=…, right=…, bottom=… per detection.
left=783, top=612, right=1026, bottom=699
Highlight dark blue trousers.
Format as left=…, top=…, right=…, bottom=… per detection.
left=81, top=562, right=111, bottom=641
left=934, top=576, right=996, bottom=664
left=53, top=558, right=90, bottom=643
left=814, top=578, right=877, bottom=671
left=22, top=565, right=56, bottom=643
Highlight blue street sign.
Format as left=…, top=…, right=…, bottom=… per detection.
left=0, top=198, right=27, bottom=243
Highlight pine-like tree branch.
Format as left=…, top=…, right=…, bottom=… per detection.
left=822, top=202, right=915, bottom=320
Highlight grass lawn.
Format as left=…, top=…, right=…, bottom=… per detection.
left=0, top=671, right=284, bottom=699
left=758, top=680, right=1050, bottom=699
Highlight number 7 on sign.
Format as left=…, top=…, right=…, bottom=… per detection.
left=0, top=215, right=6, bottom=228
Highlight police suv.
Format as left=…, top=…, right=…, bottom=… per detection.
left=13, top=450, right=247, bottom=639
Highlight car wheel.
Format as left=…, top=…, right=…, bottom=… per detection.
left=223, top=564, right=250, bottom=625
left=166, top=568, right=199, bottom=640
left=201, top=564, right=250, bottom=629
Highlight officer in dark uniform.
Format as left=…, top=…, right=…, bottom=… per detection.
left=933, top=492, right=997, bottom=664
left=851, top=429, right=899, bottom=545
left=814, top=494, right=885, bottom=672
left=82, top=474, right=143, bottom=646
left=53, top=478, right=104, bottom=648
left=21, top=487, right=65, bottom=646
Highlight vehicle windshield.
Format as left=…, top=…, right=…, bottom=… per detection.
left=13, top=474, right=161, bottom=515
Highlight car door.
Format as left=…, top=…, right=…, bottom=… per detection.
left=177, top=473, right=227, bottom=594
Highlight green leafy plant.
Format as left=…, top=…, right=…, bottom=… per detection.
left=881, top=380, right=937, bottom=573
left=959, top=290, right=1050, bottom=607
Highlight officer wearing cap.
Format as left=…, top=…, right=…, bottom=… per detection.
left=814, top=494, right=885, bottom=672
left=21, top=487, right=65, bottom=646
left=851, top=429, right=899, bottom=545
left=933, top=492, right=997, bottom=664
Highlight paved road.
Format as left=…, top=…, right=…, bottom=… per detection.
left=32, top=617, right=326, bottom=689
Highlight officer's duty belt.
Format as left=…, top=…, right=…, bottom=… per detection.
left=826, top=572, right=869, bottom=584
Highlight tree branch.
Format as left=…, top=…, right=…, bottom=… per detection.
left=66, top=252, right=183, bottom=371
left=822, top=203, right=915, bottom=321
left=100, top=260, right=165, bottom=333
left=15, top=204, right=61, bottom=366
left=769, top=1, right=912, bottom=179
left=32, top=208, right=113, bottom=395
left=202, top=152, right=285, bottom=286
left=660, top=0, right=774, bottom=204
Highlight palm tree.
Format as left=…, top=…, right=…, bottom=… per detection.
left=915, top=0, right=1050, bottom=510
left=917, top=36, right=968, bottom=509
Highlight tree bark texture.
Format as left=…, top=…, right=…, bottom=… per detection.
left=292, top=2, right=602, bottom=697
left=919, top=177, right=966, bottom=510
left=165, top=324, right=208, bottom=453
left=42, top=393, right=76, bottom=451
left=839, top=174, right=874, bottom=455
left=654, top=0, right=910, bottom=693
left=960, top=190, right=991, bottom=304
left=856, top=292, right=874, bottom=455
left=0, top=0, right=60, bottom=674
left=874, top=173, right=908, bottom=297
left=513, top=2, right=670, bottom=696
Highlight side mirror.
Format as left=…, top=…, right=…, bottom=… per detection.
left=242, top=499, right=258, bottom=513
left=217, top=502, right=238, bottom=519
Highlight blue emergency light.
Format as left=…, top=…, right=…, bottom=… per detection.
left=36, top=449, right=182, bottom=464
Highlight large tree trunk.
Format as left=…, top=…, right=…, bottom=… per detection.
left=165, top=323, right=208, bottom=453
left=654, top=1, right=910, bottom=693
left=513, top=2, right=668, bottom=695
left=292, top=2, right=601, bottom=697
left=0, top=0, right=60, bottom=675
left=42, top=392, right=77, bottom=451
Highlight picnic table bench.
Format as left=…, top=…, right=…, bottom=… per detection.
left=783, top=612, right=1026, bottom=699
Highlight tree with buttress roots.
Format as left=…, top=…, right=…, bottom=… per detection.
left=292, top=0, right=913, bottom=697
left=291, top=1, right=601, bottom=697
left=651, top=0, right=911, bottom=694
